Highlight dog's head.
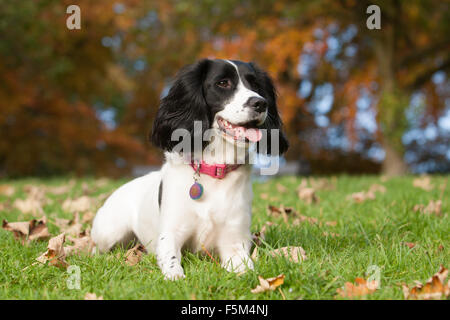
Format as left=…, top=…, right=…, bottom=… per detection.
left=151, top=59, right=288, bottom=156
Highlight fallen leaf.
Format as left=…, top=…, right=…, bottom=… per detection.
left=36, top=233, right=68, bottom=269
left=403, top=266, right=449, bottom=300
left=84, top=292, right=103, bottom=300
left=297, top=187, right=319, bottom=204
left=13, top=198, right=44, bottom=216
left=0, top=185, right=15, bottom=196
left=347, top=191, right=376, bottom=203
left=336, top=277, right=379, bottom=298
left=368, top=184, right=386, bottom=194
left=2, top=217, right=50, bottom=244
left=413, top=200, right=442, bottom=216
left=81, top=211, right=95, bottom=223
left=251, top=274, right=285, bottom=294
left=62, top=196, right=94, bottom=213
left=413, top=176, right=433, bottom=191
left=403, top=242, right=416, bottom=249
left=270, top=246, right=307, bottom=263
left=65, top=235, right=95, bottom=256
left=124, top=244, right=146, bottom=266
left=251, top=222, right=274, bottom=246
left=259, top=193, right=269, bottom=200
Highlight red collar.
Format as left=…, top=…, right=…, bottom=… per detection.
left=190, top=161, right=241, bottom=179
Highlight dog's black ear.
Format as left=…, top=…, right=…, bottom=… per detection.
left=151, top=59, right=211, bottom=152
left=249, top=62, right=289, bottom=155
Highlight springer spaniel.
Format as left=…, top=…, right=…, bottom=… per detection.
left=91, top=59, right=288, bottom=280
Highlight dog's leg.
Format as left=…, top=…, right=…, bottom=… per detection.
left=156, top=231, right=186, bottom=280
left=217, top=232, right=254, bottom=273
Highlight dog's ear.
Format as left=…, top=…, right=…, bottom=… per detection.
left=151, top=59, right=211, bottom=152
left=249, top=62, right=289, bottom=155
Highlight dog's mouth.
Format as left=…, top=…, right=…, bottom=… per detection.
left=217, top=117, right=263, bottom=142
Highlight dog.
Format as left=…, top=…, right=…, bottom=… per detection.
left=91, top=59, right=288, bottom=280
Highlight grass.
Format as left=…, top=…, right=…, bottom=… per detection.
left=0, top=175, right=448, bottom=300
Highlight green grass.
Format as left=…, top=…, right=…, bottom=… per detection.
left=0, top=175, right=448, bottom=300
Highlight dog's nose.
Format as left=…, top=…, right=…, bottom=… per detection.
left=245, top=96, right=267, bottom=113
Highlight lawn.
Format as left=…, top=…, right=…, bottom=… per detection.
left=0, top=175, right=448, bottom=300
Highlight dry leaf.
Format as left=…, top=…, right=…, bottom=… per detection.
left=336, top=277, right=379, bottom=298
left=65, top=235, right=95, bottom=256
left=251, top=274, right=285, bottom=294
left=13, top=198, right=44, bottom=216
left=0, top=185, right=15, bottom=196
left=251, top=222, right=274, bottom=246
left=2, top=217, right=50, bottom=244
left=259, top=193, right=269, bottom=200
left=124, top=244, right=146, bottom=266
left=413, top=176, right=433, bottom=191
left=62, top=196, right=94, bottom=213
left=368, top=184, right=386, bottom=194
left=403, top=266, right=449, bottom=300
left=270, top=246, right=307, bottom=263
left=413, top=200, right=442, bottom=216
left=403, top=242, right=416, bottom=249
left=297, top=187, right=319, bottom=204
left=347, top=191, right=376, bottom=203
left=84, top=292, right=103, bottom=300
left=36, top=233, right=68, bottom=269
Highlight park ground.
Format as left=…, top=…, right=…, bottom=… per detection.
left=0, top=175, right=448, bottom=299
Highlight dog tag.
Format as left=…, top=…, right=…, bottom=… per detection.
left=189, top=182, right=203, bottom=200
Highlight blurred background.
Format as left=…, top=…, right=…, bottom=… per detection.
left=0, top=0, right=449, bottom=178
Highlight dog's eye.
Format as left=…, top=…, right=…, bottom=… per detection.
left=216, top=79, right=231, bottom=89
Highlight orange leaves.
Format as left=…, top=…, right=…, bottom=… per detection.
left=251, top=274, right=285, bottom=294
left=2, top=217, right=50, bottom=244
left=336, top=277, right=379, bottom=298
left=403, top=266, right=449, bottom=300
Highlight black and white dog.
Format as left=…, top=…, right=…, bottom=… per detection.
left=91, top=59, right=288, bottom=280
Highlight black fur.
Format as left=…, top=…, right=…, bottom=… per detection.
left=151, top=59, right=288, bottom=156
left=249, top=62, right=289, bottom=155
left=151, top=59, right=211, bottom=152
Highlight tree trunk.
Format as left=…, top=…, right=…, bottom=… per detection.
left=381, top=139, right=408, bottom=176
left=373, top=15, right=409, bottom=176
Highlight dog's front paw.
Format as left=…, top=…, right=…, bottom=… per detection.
left=162, top=265, right=185, bottom=281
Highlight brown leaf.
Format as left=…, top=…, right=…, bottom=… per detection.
left=0, top=185, right=15, bottom=196
left=13, top=198, right=44, bottom=216
left=36, top=233, right=68, bottom=269
left=403, top=242, right=416, bottom=249
left=269, top=246, right=307, bottom=263
left=336, top=277, right=379, bottom=298
left=53, top=212, right=85, bottom=237
left=368, top=184, right=386, bottom=194
left=124, top=244, right=146, bottom=266
left=297, top=187, right=319, bottom=204
left=413, top=176, right=434, bottom=191
left=251, top=274, right=285, bottom=294
left=65, top=235, right=95, bottom=256
left=413, top=200, right=442, bottom=216
left=347, top=191, right=376, bottom=203
left=2, top=217, right=50, bottom=244
left=403, top=266, right=449, bottom=300
left=62, top=196, right=95, bottom=213
left=84, top=293, right=103, bottom=300
left=251, top=221, right=274, bottom=246
left=259, top=193, right=269, bottom=200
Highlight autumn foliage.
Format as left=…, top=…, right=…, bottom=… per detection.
left=0, top=0, right=448, bottom=177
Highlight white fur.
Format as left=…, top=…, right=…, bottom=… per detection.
left=214, top=60, right=266, bottom=126
left=91, top=61, right=264, bottom=280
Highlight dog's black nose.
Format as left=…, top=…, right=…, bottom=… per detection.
left=245, top=96, right=267, bottom=113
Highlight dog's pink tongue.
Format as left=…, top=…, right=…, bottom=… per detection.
left=244, top=128, right=262, bottom=142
